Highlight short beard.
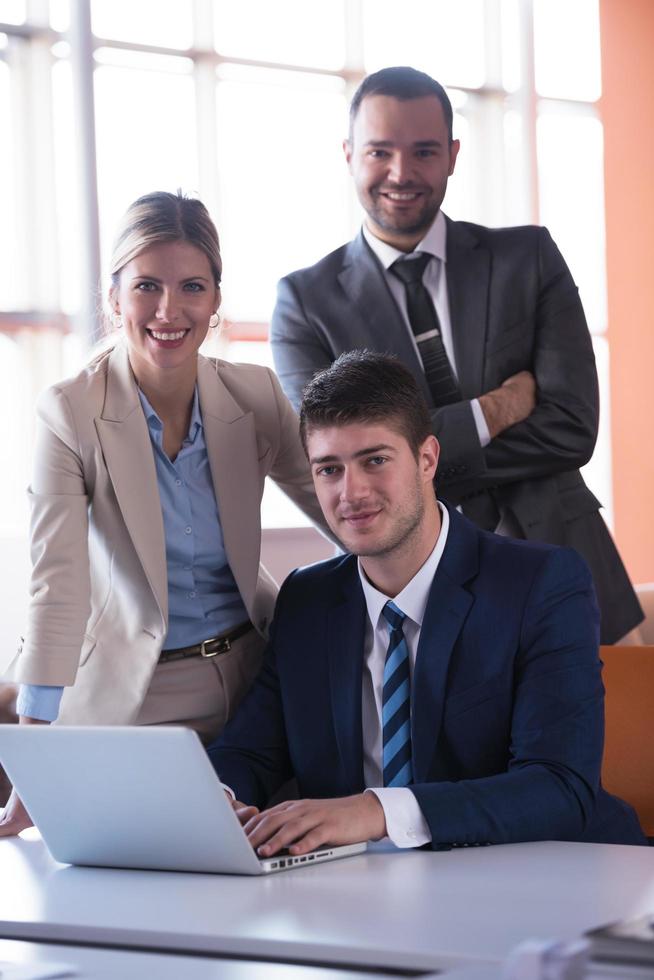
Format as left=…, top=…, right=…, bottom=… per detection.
left=345, top=477, right=426, bottom=560
left=367, top=194, right=440, bottom=240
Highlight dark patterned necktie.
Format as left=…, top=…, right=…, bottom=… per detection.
left=381, top=601, right=413, bottom=787
left=391, top=253, right=461, bottom=408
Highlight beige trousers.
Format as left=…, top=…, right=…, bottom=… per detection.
left=135, top=627, right=266, bottom=745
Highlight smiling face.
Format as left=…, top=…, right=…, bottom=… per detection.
left=307, top=420, right=440, bottom=584
left=110, top=240, right=220, bottom=384
left=344, top=94, right=460, bottom=252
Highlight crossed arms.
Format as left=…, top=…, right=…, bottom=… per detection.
left=271, top=227, right=598, bottom=501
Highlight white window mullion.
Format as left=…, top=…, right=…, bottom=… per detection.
left=343, top=0, right=363, bottom=76
left=9, top=29, right=59, bottom=311
left=479, top=0, right=509, bottom=226
left=4, top=36, right=30, bottom=310
left=342, top=0, right=364, bottom=236
left=517, top=0, right=539, bottom=223
left=193, top=0, right=220, bottom=224
left=68, top=0, right=101, bottom=343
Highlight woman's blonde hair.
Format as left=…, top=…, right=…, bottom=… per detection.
left=109, top=190, right=222, bottom=289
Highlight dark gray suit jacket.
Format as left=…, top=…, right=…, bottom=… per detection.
left=270, top=216, right=642, bottom=643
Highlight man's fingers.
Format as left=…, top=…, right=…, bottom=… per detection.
left=254, top=815, right=328, bottom=857
left=259, top=826, right=327, bottom=858
left=503, top=371, right=535, bottom=396
left=503, top=369, right=534, bottom=387
left=235, top=806, right=259, bottom=825
left=244, top=810, right=294, bottom=849
left=242, top=802, right=295, bottom=839
left=244, top=796, right=378, bottom=857
left=245, top=806, right=323, bottom=854
left=287, top=829, right=327, bottom=855
left=232, top=802, right=259, bottom=826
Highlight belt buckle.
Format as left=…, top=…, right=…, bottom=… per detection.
left=200, top=636, right=230, bottom=658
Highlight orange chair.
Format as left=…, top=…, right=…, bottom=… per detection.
left=600, top=645, right=654, bottom=838
left=635, top=583, right=654, bottom=643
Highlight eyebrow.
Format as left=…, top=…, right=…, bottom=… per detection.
left=129, top=275, right=210, bottom=283
left=310, top=443, right=396, bottom=465
left=364, top=139, right=443, bottom=149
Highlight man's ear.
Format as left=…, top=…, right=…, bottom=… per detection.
left=343, top=137, right=353, bottom=171
left=448, top=139, right=461, bottom=177
left=420, top=435, right=440, bottom=482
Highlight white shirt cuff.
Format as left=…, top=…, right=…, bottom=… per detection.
left=470, top=398, right=491, bottom=447
left=366, top=787, right=432, bottom=848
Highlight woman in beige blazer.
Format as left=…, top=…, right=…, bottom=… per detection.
left=0, top=191, right=325, bottom=835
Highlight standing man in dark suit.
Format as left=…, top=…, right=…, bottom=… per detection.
left=208, top=353, right=645, bottom=854
left=270, top=66, right=642, bottom=645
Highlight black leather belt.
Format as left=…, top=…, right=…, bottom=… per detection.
left=159, top=621, right=254, bottom=664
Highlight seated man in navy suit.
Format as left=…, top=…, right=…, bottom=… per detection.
left=207, top=352, right=645, bottom=854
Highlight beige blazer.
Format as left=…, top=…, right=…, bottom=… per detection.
left=5, top=343, right=325, bottom=724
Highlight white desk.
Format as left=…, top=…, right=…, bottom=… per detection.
left=1, top=837, right=653, bottom=974
left=1, top=939, right=427, bottom=980
left=0, top=938, right=496, bottom=980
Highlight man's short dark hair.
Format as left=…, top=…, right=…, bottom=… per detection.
left=349, top=66, right=454, bottom=143
left=299, top=351, right=432, bottom=459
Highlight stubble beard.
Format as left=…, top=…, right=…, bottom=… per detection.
left=342, top=479, right=426, bottom=560
left=366, top=188, right=441, bottom=241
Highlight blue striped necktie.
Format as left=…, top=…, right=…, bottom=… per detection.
left=381, top=600, right=413, bottom=787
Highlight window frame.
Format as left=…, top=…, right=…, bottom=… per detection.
left=0, top=0, right=612, bottom=526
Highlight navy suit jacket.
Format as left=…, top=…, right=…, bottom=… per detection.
left=208, top=506, right=645, bottom=847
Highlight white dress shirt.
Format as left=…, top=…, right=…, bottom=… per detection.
left=360, top=502, right=450, bottom=848
left=362, top=212, right=490, bottom=447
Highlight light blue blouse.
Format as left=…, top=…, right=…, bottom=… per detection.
left=18, top=387, right=248, bottom=722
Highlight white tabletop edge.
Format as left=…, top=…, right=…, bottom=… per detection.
left=0, top=920, right=496, bottom=974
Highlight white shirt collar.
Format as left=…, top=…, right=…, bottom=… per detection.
left=358, top=501, right=450, bottom=631
left=361, top=210, right=447, bottom=271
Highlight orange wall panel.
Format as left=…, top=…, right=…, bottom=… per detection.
left=600, top=0, right=654, bottom=583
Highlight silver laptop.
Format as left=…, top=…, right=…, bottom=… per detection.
left=0, top=725, right=366, bottom=874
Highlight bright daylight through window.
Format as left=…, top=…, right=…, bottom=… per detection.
left=0, top=0, right=607, bottom=532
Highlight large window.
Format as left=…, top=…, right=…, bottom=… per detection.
left=0, top=0, right=609, bottom=530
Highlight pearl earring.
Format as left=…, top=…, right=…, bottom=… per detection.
left=209, top=312, right=221, bottom=328
left=113, top=313, right=123, bottom=329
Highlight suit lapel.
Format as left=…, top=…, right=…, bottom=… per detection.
left=338, top=234, right=434, bottom=407
left=326, top=561, right=367, bottom=793
left=445, top=216, right=490, bottom=398
left=197, top=357, right=261, bottom=614
left=95, top=344, right=168, bottom=622
left=412, top=507, right=478, bottom=782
